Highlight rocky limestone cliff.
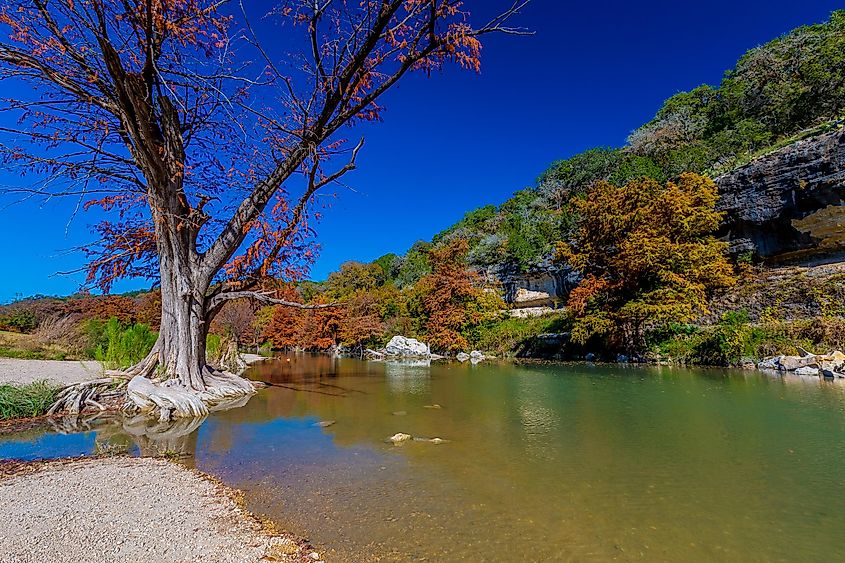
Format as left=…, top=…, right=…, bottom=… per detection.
left=716, top=126, right=845, bottom=260
left=496, top=127, right=845, bottom=307
left=485, top=260, right=578, bottom=308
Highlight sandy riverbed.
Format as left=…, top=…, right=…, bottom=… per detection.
left=0, top=456, right=318, bottom=563
left=0, top=358, right=103, bottom=386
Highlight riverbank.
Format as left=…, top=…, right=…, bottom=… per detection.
left=0, top=456, right=320, bottom=562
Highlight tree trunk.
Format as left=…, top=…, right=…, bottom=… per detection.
left=120, top=220, right=257, bottom=419
left=157, top=248, right=208, bottom=391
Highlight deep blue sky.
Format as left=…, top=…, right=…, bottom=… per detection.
left=0, top=0, right=841, bottom=302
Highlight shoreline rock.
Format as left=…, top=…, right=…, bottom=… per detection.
left=758, top=350, right=845, bottom=377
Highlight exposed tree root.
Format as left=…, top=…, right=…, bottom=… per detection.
left=47, top=378, right=126, bottom=416
left=125, top=367, right=257, bottom=421
left=47, top=337, right=258, bottom=421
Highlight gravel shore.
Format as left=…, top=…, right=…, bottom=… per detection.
left=0, top=457, right=318, bottom=563
left=0, top=358, right=103, bottom=386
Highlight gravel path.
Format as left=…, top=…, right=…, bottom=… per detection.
left=0, top=457, right=316, bottom=563
left=0, top=358, right=103, bottom=386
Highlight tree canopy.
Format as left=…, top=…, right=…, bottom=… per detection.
left=557, top=173, right=736, bottom=350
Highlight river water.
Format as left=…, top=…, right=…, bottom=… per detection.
left=2, top=355, right=845, bottom=561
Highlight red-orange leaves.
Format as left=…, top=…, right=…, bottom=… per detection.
left=409, top=239, right=503, bottom=352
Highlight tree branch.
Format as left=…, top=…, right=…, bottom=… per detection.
left=207, top=289, right=338, bottom=318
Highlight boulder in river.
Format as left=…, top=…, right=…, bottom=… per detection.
left=382, top=336, right=431, bottom=358
left=456, top=352, right=470, bottom=362
left=777, top=355, right=819, bottom=371
left=758, top=356, right=781, bottom=370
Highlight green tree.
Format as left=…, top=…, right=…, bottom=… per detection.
left=395, top=241, right=433, bottom=288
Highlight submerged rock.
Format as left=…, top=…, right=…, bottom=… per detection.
left=386, top=433, right=413, bottom=444
left=313, top=420, right=336, bottom=428
left=414, top=437, right=448, bottom=444
left=739, top=357, right=757, bottom=369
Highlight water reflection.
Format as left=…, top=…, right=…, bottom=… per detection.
left=383, top=360, right=431, bottom=395
left=2, top=356, right=845, bottom=561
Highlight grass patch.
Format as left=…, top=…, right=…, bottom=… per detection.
left=0, top=380, right=61, bottom=420
left=0, top=347, right=68, bottom=360
left=206, top=333, right=222, bottom=363
left=0, top=329, right=74, bottom=361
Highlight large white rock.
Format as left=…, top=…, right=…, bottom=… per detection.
left=383, top=336, right=430, bottom=357
left=514, top=287, right=552, bottom=305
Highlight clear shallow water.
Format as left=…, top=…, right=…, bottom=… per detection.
left=3, top=356, right=845, bottom=561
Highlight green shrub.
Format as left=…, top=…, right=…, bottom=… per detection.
left=694, top=311, right=757, bottom=365
left=0, top=381, right=61, bottom=420
left=648, top=311, right=845, bottom=365
left=85, top=318, right=158, bottom=369
left=469, top=312, right=571, bottom=356
left=0, top=308, right=37, bottom=333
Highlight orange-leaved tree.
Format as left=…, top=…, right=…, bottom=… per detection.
left=0, top=1, right=529, bottom=416
left=410, top=239, right=503, bottom=352
left=557, top=172, right=736, bottom=351
left=261, top=285, right=306, bottom=350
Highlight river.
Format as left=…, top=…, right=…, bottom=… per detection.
left=2, top=355, right=845, bottom=561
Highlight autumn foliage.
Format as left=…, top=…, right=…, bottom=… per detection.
left=409, top=239, right=504, bottom=351
left=558, top=172, right=736, bottom=350
left=254, top=239, right=503, bottom=353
